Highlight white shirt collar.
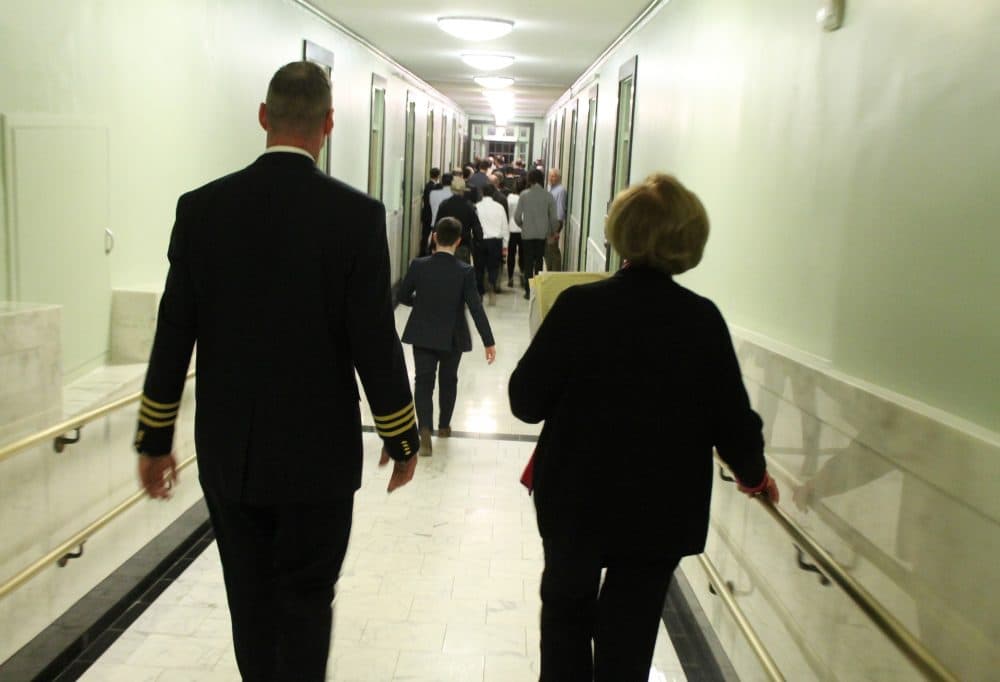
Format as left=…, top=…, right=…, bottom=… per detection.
left=263, top=145, right=316, bottom=162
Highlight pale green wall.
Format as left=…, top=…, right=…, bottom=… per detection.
left=0, top=0, right=463, bottom=373
left=573, top=0, right=1000, bottom=432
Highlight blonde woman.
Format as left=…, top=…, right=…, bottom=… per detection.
left=509, top=173, right=778, bottom=681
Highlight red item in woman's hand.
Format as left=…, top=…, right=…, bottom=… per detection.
left=520, top=450, right=535, bottom=493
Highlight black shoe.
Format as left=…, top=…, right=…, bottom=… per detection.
left=508, top=278, right=514, bottom=288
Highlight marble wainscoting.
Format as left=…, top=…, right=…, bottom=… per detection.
left=677, top=329, right=1000, bottom=681
left=110, top=289, right=161, bottom=365
left=0, top=362, right=201, bottom=664
left=0, top=303, right=63, bottom=444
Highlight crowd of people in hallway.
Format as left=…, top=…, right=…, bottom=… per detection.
left=419, top=154, right=567, bottom=301
left=133, top=61, right=778, bottom=682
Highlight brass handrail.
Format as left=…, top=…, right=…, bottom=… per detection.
left=0, top=454, right=198, bottom=601
left=0, top=370, right=195, bottom=465
left=697, top=554, right=784, bottom=681
left=716, top=459, right=960, bottom=682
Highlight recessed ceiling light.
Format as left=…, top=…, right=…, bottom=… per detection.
left=474, top=75, right=514, bottom=89
left=437, top=17, right=514, bottom=41
left=461, top=54, right=515, bottom=71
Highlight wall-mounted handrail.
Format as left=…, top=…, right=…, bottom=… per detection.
left=697, top=553, right=785, bottom=681
left=0, top=370, right=195, bottom=465
left=716, top=458, right=960, bottom=682
left=0, top=454, right=197, bottom=601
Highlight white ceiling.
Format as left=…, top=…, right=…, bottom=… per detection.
left=312, top=1, right=657, bottom=120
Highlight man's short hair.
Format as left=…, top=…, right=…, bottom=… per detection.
left=462, top=166, right=473, bottom=179
left=451, top=176, right=467, bottom=193
left=605, top=173, right=709, bottom=275
left=478, top=160, right=491, bottom=171
left=430, top=167, right=441, bottom=179
left=434, top=217, right=462, bottom=246
left=528, top=168, right=545, bottom=186
left=265, top=62, right=331, bottom=135
left=440, top=172, right=453, bottom=186
left=549, top=168, right=562, bottom=182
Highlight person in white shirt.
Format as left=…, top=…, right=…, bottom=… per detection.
left=476, top=184, right=510, bottom=305
left=506, top=177, right=524, bottom=288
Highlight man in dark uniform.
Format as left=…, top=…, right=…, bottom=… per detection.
left=134, top=61, right=419, bottom=682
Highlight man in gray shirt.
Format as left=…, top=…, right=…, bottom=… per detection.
left=513, top=168, right=558, bottom=299
left=547, top=168, right=566, bottom=272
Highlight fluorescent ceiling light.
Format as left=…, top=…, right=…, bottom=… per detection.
left=474, top=75, right=514, bottom=89
left=437, top=17, right=514, bottom=41
left=461, top=54, right=514, bottom=71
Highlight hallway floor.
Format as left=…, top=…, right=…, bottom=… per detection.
left=79, top=278, right=687, bottom=681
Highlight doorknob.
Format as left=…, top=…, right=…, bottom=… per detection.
left=104, top=228, right=115, bottom=254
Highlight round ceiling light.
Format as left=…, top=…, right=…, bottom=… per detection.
left=461, top=54, right=515, bottom=71
left=437, top=17, right=514, bottom=41
left=474, top=75, right=514, bottom=89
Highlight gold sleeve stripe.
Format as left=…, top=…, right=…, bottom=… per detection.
left=142, top=395, right=181, bottom=410
left=373, top=402, right=415, bottom=424
left=375, top=412, right=415, bottom=431
left=138, top=414, right=177, bottom=428
left=377, top=417, right=416, bottom=438
left=140, top=404, right=178, bottom=419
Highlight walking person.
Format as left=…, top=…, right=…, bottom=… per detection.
left=419, top=167, right=441, bottom=256
left=546, top=168, right=566, bottom=272
left=398, top=217, right=497, bottom=455
left=436, top=175, right=483, bottom=270
left=134, top=61, right=420, bottom=682
left=476, top=184, right=510, bottom=304
left=509, top=173, right=779, bottom=681
left=513, top=168, right=558, bottom=299
left=506, top=176, right=524, bottom=288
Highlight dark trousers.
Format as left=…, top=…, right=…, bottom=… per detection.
left=521, top=238, right=547, bottom=295
left=507, top=232, right=523, bottom=281
left=413, top=346, right=462, bottom=430
left=539, top=540, right=679, bottom=682
left=203, top=484, right=353, bottom=682
left=475, top=238, right=503, bottom=292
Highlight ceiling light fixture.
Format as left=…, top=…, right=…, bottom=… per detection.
left=437, top=17, right=514, bottom=41
left=474, top=75, right=514, bottom=89
left=461, top=54, right=515, bottom=71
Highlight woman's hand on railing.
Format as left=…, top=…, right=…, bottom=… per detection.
left=138, top=453, right=179, bottom=499
left=737, top=471, right=780, bottom=503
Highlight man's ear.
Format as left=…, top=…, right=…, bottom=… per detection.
left=258, top=103, right=268, bottom=131
left=324, top=108, right=334, bottom=136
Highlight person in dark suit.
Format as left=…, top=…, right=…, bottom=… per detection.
left=435, top=176, right=483, bottom=269
left=419, top=167, right=440, bottom=256
left=398, top=217, right=496, bottom=455
left=134, top=62, right=420, bottom=682
left=509, top=173, right=779, bottom=682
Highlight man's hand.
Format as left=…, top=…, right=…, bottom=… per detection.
left=138, top=453, right=178, bottom=500
left=379, top=447, right=417, bottom=493
left=738, top=472, right=780, bottom=503
left=485, top=346, right=496, bottom=364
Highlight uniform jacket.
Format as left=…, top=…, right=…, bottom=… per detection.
left=508, top=265, right=766, bottom=556
left=135, top=151, right=419, bottom=504
left=398, top=252, right=495, bottom=352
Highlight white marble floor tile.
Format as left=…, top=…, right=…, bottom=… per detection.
left=392, top=651, right=485, bottom=681
left=83, top=294, right=685, bottom=681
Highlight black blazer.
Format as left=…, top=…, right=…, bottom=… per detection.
left=436, top=194, right=483, bottom=247
left=135, top=152, right=419, bottom=504
left=509, top=266, right=766, bottom=556
left=398, top=252, right=495, bottom=352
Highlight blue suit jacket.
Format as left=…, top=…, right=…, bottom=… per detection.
left=398, top=252, right=495, bottom=352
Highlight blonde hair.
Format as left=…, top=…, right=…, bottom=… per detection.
left=605, top=173, right=709, bottom=275
left=451, top=176, right=466, bottom=193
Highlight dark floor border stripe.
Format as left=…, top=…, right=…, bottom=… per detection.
left=362, top=424, right=539, bottom=443
left=661, top=565, right=740, bottom=681
left=0, top=500, right=213, bottom=682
